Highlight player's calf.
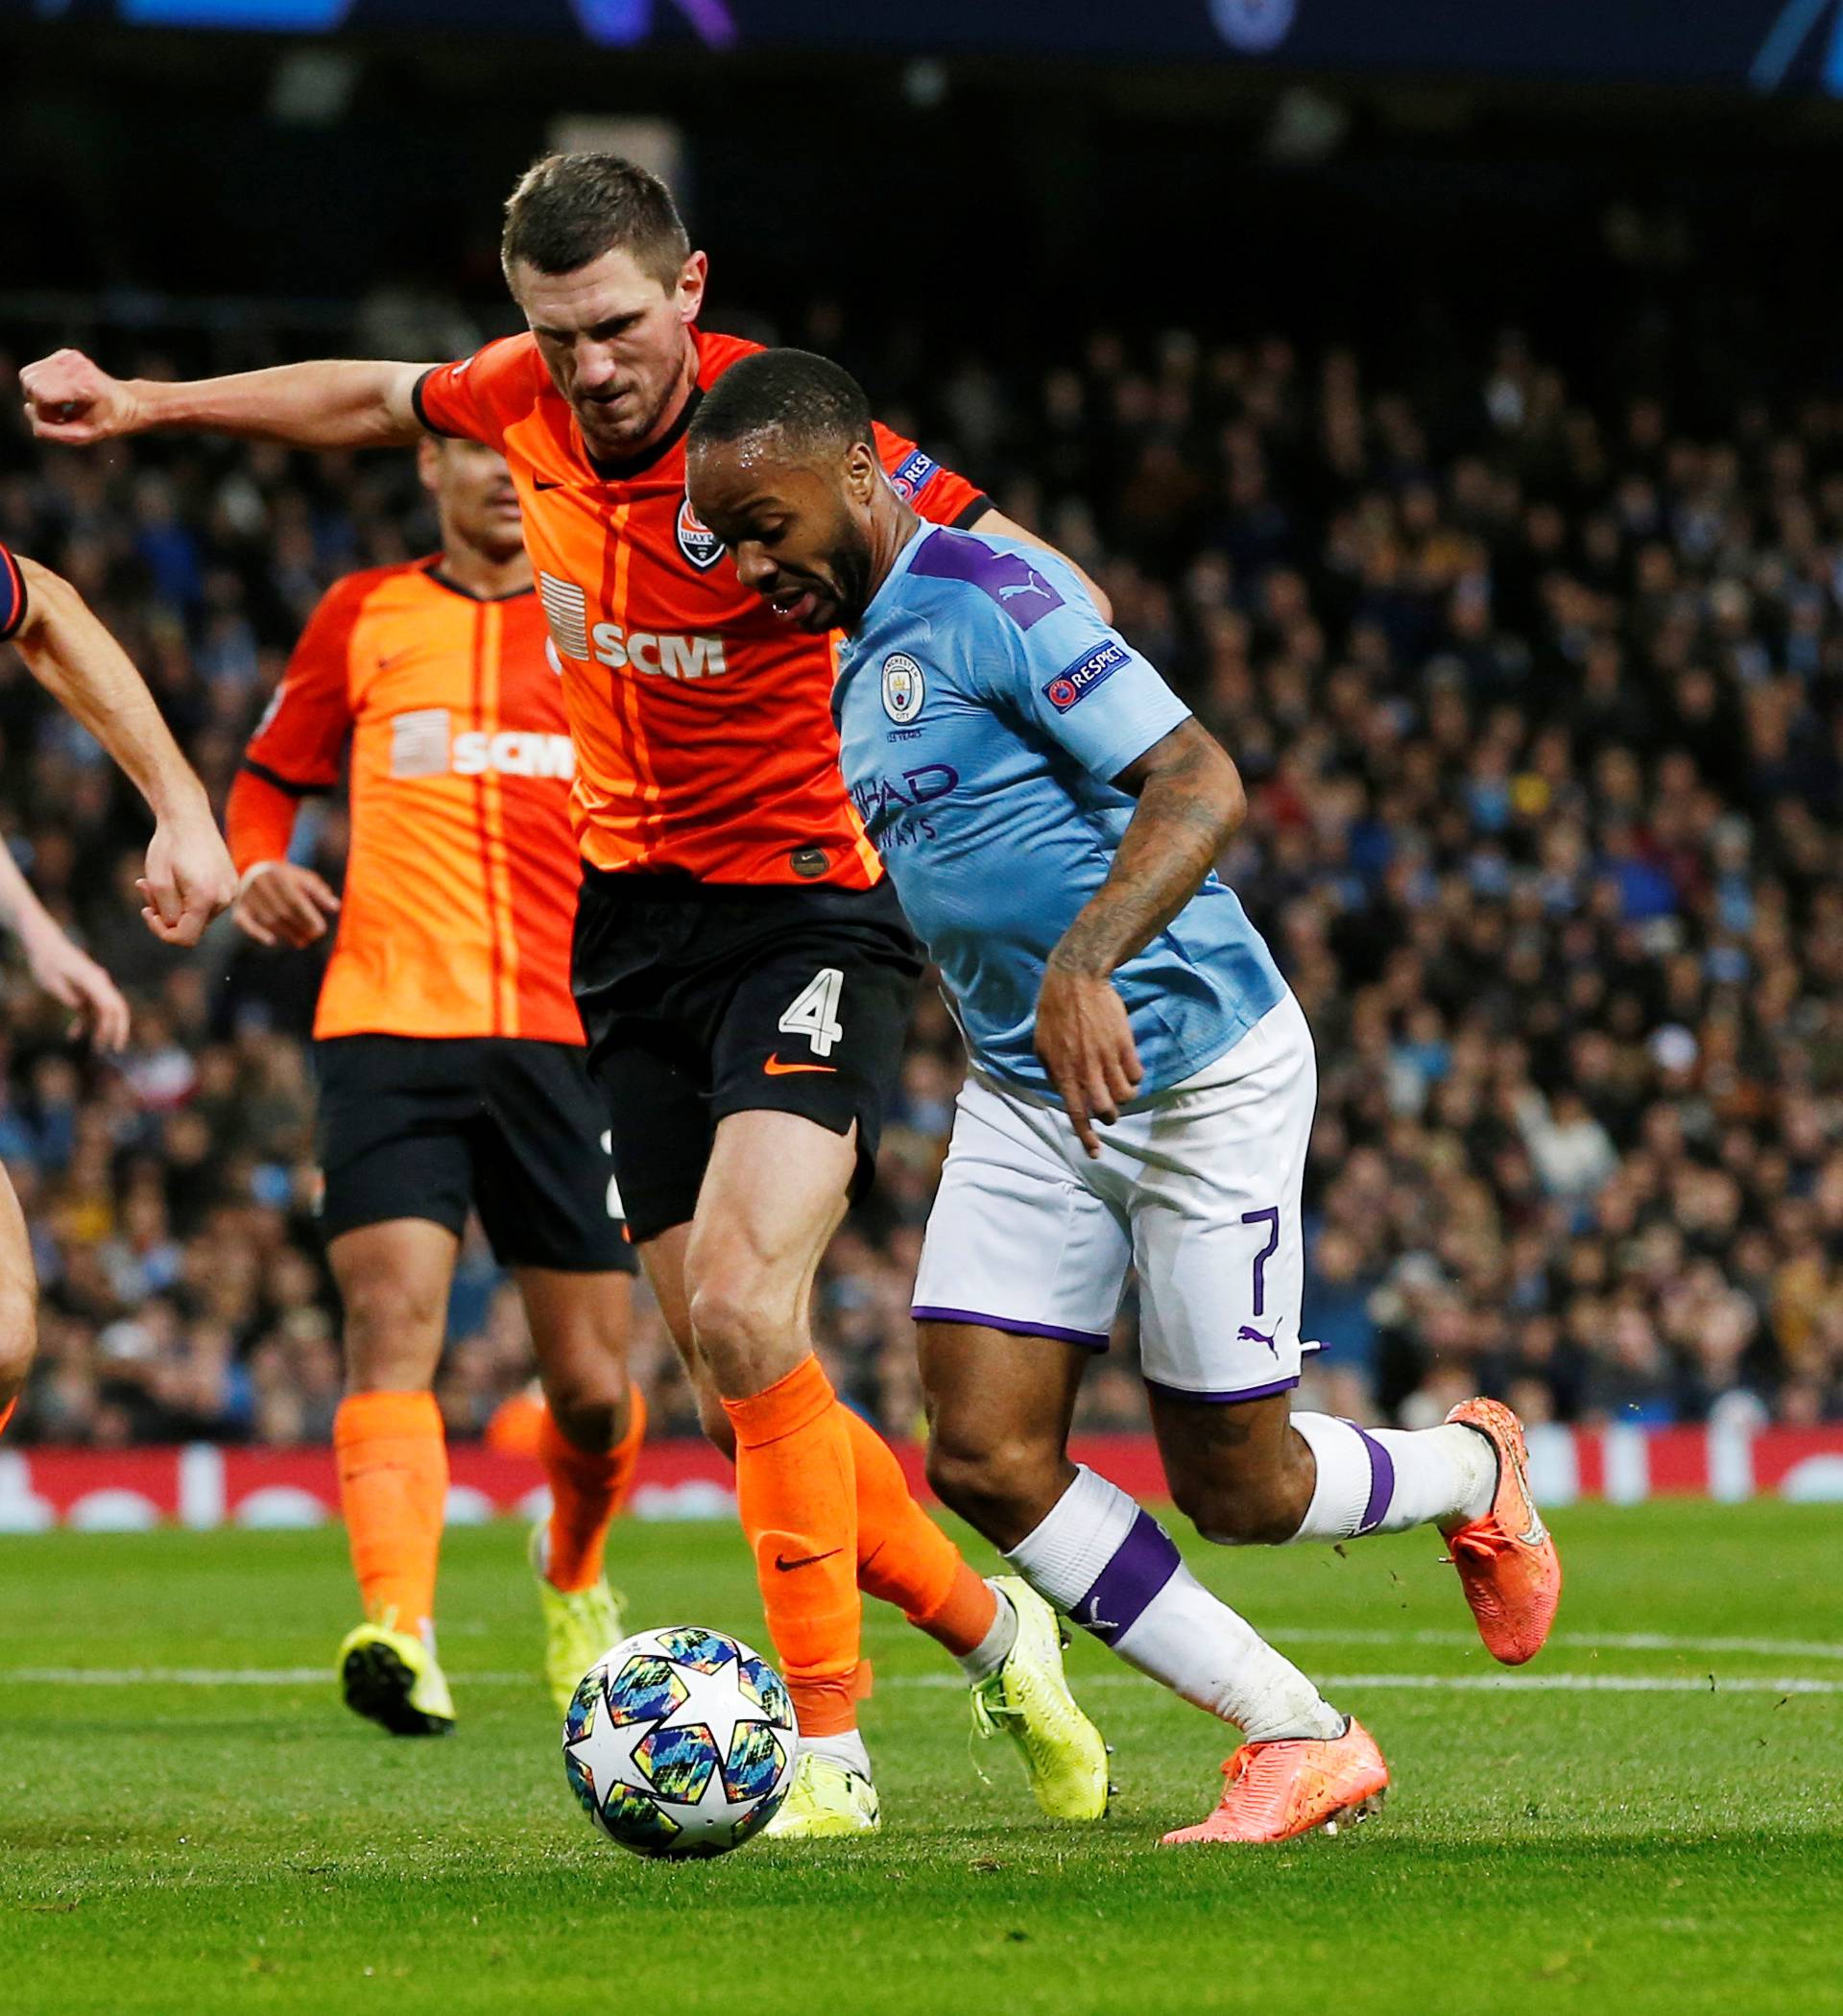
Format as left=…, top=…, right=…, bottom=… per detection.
left=1164, top=1443, right=1315, bottom=1548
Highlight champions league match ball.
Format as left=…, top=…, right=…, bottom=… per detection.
left=562, top=1626, right=799, bottom=1858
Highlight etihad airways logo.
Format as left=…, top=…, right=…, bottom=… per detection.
left=539, top=571, right=730, bottom=681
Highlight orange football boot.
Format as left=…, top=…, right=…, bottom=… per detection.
left=1440, top=1396, right=1562, bottom=1666
left=1159, top=1718, right=1389, bottom=1846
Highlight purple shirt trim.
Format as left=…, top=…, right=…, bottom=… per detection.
left=1141, top=1374, right=1300, bottom=1405
left=911, top=1306, right=1110, bottom=1352
left=1071, top=1507, right=1182, bottom=1646
left=907, top=528, right=1067, bottom=632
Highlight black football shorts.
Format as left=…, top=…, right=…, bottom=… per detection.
left=571, top=870, right=924, bottom=1245
left=314, top=1034, right=635, bottom=1273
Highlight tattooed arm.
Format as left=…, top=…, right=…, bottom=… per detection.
left=1034, top=718, right=1247, bottom=1156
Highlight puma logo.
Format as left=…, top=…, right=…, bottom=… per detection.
left=1238, top=1324, right=1278, bottom=1353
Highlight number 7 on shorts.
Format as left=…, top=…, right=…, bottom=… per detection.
left=1242, top=1206, right=1280, bottom=1319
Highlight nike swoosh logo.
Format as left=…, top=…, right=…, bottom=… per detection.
left=1504, top=1438, right=1548, bottom=1547
left=774, top=1548, right=843, bottom=1572
left=763, top=1054, right=837, bottom=1076
left=533, top=479, right=565, bottom=492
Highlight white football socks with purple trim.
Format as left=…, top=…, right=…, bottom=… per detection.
left=1005, top=1464, right=1342, bottom=1744
left=1289, top=1414, right=1496, bottom=1541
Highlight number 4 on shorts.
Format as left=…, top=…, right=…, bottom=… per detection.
left=778, top=967, right=846, bottom=1058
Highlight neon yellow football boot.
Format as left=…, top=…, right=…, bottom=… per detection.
left=337, top=1620, right=455, bottom=1737
left=761, top=1751, right=882, bottom=1840
left=970, top=1576, right=1112, bottom=1820
left=529, top=1522, right=627, bottom=1714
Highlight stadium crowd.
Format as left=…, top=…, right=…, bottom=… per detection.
left=0, top=306, right=1838, bottom=1446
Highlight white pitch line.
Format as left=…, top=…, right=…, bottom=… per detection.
left=0, top=1668, right=533, bottom=1687
left=3, top=1630, right=1832, bottom=1688
left=1314, top=1672, right=1842, bottom=1696
left=1261, top=1626, right=1843, bottom=1662
left=1, top=1668, right=1838, bottom=1696
left=884, top=1670, right=1843, bottom=1696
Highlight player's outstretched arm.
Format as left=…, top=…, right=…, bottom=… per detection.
left=969, top=507, right=1114, bottom=624
left=11, top=558, right=236, bottom=947
left=21, top=348, right=428, bottom=450
left=1034, top=718, right=1245, bottom=1155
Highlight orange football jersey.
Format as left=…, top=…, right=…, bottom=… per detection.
left=413, top=328, right=988, bottom=888
left=227, top=559, right=584, bottom=1045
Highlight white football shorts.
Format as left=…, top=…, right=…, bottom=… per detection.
left=911, top=990, right=1316, bottom=1403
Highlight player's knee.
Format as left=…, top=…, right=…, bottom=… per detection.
left=340, top=1278, right=446, bottom=1388
left=685, top=1263, right=798, bottom=1387
left=543, top=1379, right=628, bottom=1453
left=536, top=1326, right=630, bottom=1448
left=1170, top=1458, right=1304, bottom=1548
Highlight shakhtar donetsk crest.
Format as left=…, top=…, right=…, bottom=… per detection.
left=676, top=494, right=725, bottom=570
left=881, top=653, right=925, bottom=723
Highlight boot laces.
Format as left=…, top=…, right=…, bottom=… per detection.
left=969, top=1678, right=1017, bottom=1743
left=1447, top=1520, right=1514, bottom=1565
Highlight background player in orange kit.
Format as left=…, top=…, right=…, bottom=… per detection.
left=0, top=540, right=235, bottom=1438
left=22, top=155, right=1111, bottom=1836
left=225, top=435, right=641, bottom=1737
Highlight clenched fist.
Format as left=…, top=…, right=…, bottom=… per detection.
left=140, top=803, right=237, bottom=948
left=21, top=349, right=147, bottom=446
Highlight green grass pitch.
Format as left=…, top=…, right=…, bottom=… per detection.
left=2, top=1500, right=1839, bottom=2015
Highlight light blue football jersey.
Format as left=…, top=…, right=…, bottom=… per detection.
left=834, top=524, right=1285, bottom=1102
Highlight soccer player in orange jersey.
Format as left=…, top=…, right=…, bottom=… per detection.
left=22, top=156, right=1110, bottom=1835
left=225, top=436, right=640, bottom=1737
left=0, top=540, right=235, bottom=1439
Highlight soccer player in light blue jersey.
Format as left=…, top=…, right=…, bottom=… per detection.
left=687, top=350, right=1563, bottom=1845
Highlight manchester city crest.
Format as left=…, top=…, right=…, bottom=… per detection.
left=676, top=493, right=725, bottom=570
left=881, top=653, right=925, bottom=723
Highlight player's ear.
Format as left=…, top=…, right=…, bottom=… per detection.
left=676, top=251, right=709, bottom=325
left=416, top=436, right=443, bottom=494
left=846, top=438, right=879, bottom=502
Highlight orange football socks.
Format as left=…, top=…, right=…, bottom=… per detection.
left=722, top=1355, right=862, bottom=1737
left=539, top=1382, right=647, bottom=1593
left=841, top=1406, right=998, bottom=1657
left=333, top=1389, right=448, bottom=1644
